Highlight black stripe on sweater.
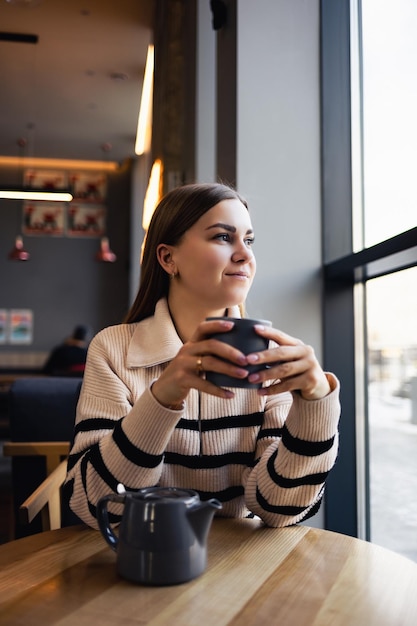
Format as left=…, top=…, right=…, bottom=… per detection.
left=80, top=453, right=101, bottom=522
left=113, top=419, right=163, bottom=468
left=67, top=449, right=85, bottom=472
left=73, top=417, right=118, bottom=437
left=177, top=412, right=263, bottom=432
left=257, top=427, right=283, bottom=440
left=64, top=476, right=74, bottom=500
left=281, top=424, right=335, bottom=457
left=87, top=442, right=119, bottom=492
left=194, top=485, right=244, bottom=503
left=267, top=449, right=330, bottom=487
left=165, top=450, right=255, bottom=469
left=255, top=487, right=310, bottom=516
left=68, top=418, right=119, bottom=472
left=82, top=445, right=124, bottom=524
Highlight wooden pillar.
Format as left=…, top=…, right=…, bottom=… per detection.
left=153, top=0, right=197, bottom=193
left=214, top=0, right=237, bottom=187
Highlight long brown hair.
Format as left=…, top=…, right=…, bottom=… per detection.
left=124, top=183, right=248, bottom=323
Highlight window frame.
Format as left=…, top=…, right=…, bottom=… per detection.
left=321, top=0, right=417, bottom=537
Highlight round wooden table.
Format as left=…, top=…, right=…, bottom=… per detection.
left=1, top=518, right=417, bottom=625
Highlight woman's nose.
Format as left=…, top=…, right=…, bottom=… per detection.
left=231, top=241, right=254, bottom=263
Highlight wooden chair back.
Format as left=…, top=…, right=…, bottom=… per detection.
left=20, top=459, right=68, bottom=531
left=5, top=377, right=81, bottom=538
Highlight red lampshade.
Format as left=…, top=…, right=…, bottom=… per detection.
left=8, top=236, right=30, bottom=261
left=95, top=237, right=116, bottom=263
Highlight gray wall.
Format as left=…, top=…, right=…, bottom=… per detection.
left=238, top=0, right=322, bottom=348
left=0, top=162, right=131, bottom=365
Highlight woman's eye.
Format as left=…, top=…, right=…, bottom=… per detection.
left=245, top=237, right=255, bottom=247
left=214, top=233, right=231, bottom=242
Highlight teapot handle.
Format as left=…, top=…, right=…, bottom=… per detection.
left=97, top=493, right=125, bottom=552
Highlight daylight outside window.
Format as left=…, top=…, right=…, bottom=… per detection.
left=361, top=0, right=417, bottom=561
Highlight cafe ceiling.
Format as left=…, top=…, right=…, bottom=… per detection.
left=0, top=0, right=155, bottom=164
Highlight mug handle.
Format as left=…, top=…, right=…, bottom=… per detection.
left=97, top=493, right=125, bottom=551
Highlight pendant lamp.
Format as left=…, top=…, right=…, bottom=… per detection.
left=8, top=235, right=30, bottom=261
left=95, top=237, right=116, bottom=263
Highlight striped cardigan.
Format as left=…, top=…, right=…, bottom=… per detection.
left=66, top=298, right=340, bottom=528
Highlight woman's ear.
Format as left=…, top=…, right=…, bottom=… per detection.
left=156, top=244, right=176, bottom=275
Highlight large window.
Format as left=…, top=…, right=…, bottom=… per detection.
left=321, top=0, right=417, bottom=562
left=363, top=0, right=417, bottom=562
left=362, top=0, right=417, bottom=247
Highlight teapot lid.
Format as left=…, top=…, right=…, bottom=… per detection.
left=134, top=487, right=200, bottom=504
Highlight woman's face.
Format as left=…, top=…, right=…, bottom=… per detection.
left=169, top=198, right=256, bottom=310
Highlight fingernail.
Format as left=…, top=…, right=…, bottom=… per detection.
left=248, top=373, right=260, bottom=382
left=247, top=353, right=259, bottom=364
left=224, top=390, right=234, bottom=398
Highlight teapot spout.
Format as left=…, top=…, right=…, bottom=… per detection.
left=187, top=498, right=222, bottom=545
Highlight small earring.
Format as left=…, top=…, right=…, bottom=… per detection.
left=170, top=272, right=177, bottom=279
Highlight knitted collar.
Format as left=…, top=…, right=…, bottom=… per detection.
left=126, top=298, right=241, bottom=368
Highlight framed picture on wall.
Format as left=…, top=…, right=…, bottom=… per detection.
left=9, top=309, right=33, bottom=345
left=22, top=201, right=66, bottom=236
left=66, top=204, right=106, bottom=237
left=24, top=169, right=68, bottom=190
left=69, top=171, right=107, bottom=203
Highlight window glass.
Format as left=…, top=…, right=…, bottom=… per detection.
left=367, top=267, right=417, bottom=561
left=362, top=0, right=417, bottom=247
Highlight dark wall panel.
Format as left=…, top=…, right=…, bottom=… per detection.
left=0, top=162, right=131, bottom=359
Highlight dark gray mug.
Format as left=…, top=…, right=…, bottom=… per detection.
left=205, top=317, right=272, bottom=388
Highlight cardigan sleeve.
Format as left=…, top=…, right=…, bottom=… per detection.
left=244, top=373, right=340, bottom=527
left=65, top=329, right=184, bottom=529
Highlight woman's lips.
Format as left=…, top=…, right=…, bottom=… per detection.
left=225, top=272, right=250, bottom=280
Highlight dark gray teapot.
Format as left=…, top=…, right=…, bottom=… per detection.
left=97, top=486, right=222, bottom=585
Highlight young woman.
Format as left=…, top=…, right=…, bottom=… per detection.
left=66, top=183, right=340, bottom=528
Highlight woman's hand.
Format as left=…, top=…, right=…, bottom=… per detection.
left=151, top=318, right=251, bottom=408
left=151, top=319, right=331, bottom=409
left=246, top=325, right=331, bottom=400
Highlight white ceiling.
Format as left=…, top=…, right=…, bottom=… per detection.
left=0, top=0, right=155, bottom=164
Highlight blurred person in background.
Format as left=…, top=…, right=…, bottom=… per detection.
left=43, top=324, right=92, bottom=377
